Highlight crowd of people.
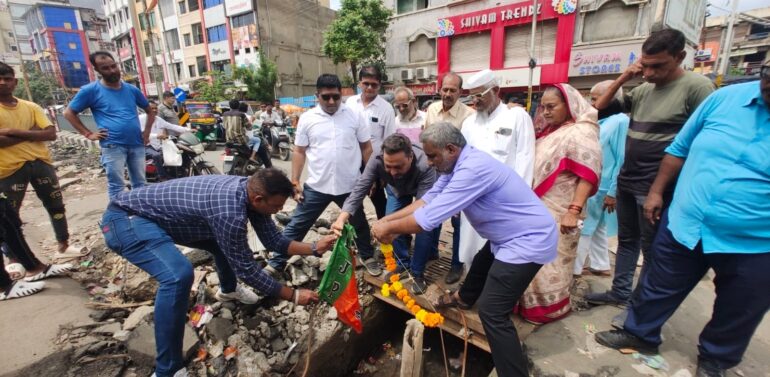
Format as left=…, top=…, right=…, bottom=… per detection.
left=1, top=26, right=768, bottom=377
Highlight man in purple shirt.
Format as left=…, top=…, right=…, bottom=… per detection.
left=371, top=122, right=558, bottom=377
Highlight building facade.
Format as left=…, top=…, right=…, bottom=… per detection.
left=22, top=4, right=111, bottom=90
left=695, top=7, right=770, bottom=77
left=384, top=0, right=706, bottom=97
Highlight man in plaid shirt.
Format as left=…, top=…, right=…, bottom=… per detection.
left=101, top=168, right=335, bottom=377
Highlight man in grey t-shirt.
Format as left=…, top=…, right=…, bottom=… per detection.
left=332, top=134, right=438, bottom=294
left=159, top=91, right=180, bottom=125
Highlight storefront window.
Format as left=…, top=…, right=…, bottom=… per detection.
left=397, top=0, right=428, bottom=14
left=582, top=0, right=636, bottom=42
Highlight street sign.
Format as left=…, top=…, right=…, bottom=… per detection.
left=173, top=87, right=187, bottom=103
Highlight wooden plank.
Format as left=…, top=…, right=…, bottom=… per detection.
left=364, top=253, right=537, bottom=355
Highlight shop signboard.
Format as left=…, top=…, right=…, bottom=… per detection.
left=232, top=25, right=259, bottom=50
left=568, top=43, right=640, bottom=77
left=225, top=0, right=253, bottom=16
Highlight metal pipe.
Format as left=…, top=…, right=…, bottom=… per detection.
left=526, top=0, right=538, bottom=113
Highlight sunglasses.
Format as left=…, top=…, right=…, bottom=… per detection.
left=319, top=94, right=341, bottom=101
left=761, top=66, right=770, bottom=80
left=470, top=86, right=494, bottom=100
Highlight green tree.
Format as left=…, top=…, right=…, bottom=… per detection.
left=322, top=0, right=392, bottom=86
left=13, top=62, right=60, bottom=106
left=232, top=52, right=278, bottom=103
left=191, top=70, right=230, bottom=103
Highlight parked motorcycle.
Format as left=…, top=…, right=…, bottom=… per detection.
left=222, top=141, right=264, bottom=176
left=145, top=133, right=220, bottom=181
left=257, top=118, right=292, bottom=161
left=193, top=123, right=218, bottom=151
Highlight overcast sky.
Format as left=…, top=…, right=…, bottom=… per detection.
left=329, top=0, right=768, bottom=15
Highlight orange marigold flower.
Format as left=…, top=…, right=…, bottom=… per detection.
left=389, top=274, right=400, bottom=283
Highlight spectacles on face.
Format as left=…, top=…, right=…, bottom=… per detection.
left=394, top=103, right=411, bottom=110
left=361, top=81, right=380, bottom=88
left=470, top=86, right=494, bottom=101
left=320, top=94, right=341, bottom=101
left=761, top=66, right=770, bottom=80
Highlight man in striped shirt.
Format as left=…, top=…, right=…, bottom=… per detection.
left=585, top=28, right=713, bottom=312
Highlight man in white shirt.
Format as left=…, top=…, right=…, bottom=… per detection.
left=456, top=69, right=536, bottom=281
left=266, top=74, right=380, bottom=276
left=393, top=87, right=426, bottom=144
left=259, top=103, right=283, bottom=148
left=345, top=65, right=396, bottom=219
left=139, top=101, right=190, bottom=181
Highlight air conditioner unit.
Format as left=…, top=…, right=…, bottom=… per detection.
left=415, top=67, right=429, bottom=80
left=400, top=68, right=414, bottom=81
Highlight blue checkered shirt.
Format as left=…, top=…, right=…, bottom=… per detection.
left=111, top=175, right=289, bottom=296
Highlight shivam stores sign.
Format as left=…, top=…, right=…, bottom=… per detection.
left=435, top=0, right=578, bottom=89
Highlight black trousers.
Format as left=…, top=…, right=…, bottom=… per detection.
left=625, top=210, right=770, bottom=369
left=0, top=197, right=43, bottom=287
left=458, top=242, right=542, bottom=377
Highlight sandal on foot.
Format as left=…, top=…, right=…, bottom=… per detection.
left=434, top=290, right=471, bottom=310
left=0, top=281, right=46, bottom=300
left=5, top=263, right=26, bottom=281
left=23, top=263, right=74, bottom=282
left=53, top=246, right=90, bottom=261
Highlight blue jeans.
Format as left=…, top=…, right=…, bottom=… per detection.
left=100, top=206, right=238, bottom=376
left=145, top=146, right=168, bottom=180
left=385, top=186, right=440, bottom=277
left=269, top=184, right=374, bottom=269
left=610, top=187, right=670, bottom=301
left=101, top=143, right=146, bottom=199
left=451, top=215, right=463, bottom=268
left=624, top=210, right=770, bottom=369
left=248, top=135, right=261, bottom=152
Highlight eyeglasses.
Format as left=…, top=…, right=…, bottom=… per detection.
left=394, top=103, right=411, bottom=110
left=761, top=66, right=770, bottom=80
left=361, top=81, right=380, bottom=88
left=470, top=86, right=494, bottom=100
left=319, top=94, right=341, bottom=101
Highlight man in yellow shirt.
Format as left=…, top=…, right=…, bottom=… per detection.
left=0, top=62, right=76, bottom=280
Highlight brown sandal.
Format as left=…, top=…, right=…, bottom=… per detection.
left=434, top=290, right=471, bottom=310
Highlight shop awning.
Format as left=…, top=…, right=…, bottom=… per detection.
left=729, top=48, right=759, bottom=57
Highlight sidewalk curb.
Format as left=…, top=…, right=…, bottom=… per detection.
left=56, top=130, right=101, bottom=151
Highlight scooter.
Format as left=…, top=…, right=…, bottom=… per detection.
left=145, top=133, right=220, bottom=181
left=222, top=136, right=264, bottom=176
left=258, top=119, right=292, bottom=161
left=192, top=122, right=218, bottom=151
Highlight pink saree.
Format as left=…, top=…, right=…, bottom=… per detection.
left=518, top=84, right=602, bottom=324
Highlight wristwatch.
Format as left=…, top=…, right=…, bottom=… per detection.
left=311, top=241, right=320, bottom=257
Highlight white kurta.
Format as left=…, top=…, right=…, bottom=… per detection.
left=457, top=103, right=536, bottom=263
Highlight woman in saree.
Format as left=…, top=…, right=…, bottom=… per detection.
left=518, top=84, right=602, bottom=324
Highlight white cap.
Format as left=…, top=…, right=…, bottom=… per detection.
left=463, top=69, right=498, bottom=90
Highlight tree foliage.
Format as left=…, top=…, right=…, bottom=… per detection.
left=191, top=70, right=230, bottom=103
left=232, top=52, right=278, bottom=103
left=13, top=62, right=60, bottom=106
left=322, top=0, right=392, bottom=85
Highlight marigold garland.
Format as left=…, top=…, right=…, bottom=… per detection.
left=379, top=244, right=445, bottom=328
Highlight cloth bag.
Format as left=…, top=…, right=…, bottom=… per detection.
left=161, top=139, right=182, bottom=166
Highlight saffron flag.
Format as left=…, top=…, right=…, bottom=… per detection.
left=317, top=224, right=363, bottom=333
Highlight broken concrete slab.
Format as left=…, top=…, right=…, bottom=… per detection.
left=59, top=177, right=82, bottom=189
left=126, top=322, right=197, bottom=368
left=206, top=317, right=235, bottom=343
left=122, top=305, right=154, bottom=331
left=92, top=322, right=122, bottom=335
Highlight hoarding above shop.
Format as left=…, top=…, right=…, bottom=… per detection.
left=568, top=43, right=641, bottom=77
left=224, top=0, right=253, bottom=16
left=436, top=0, right=577, bottom=86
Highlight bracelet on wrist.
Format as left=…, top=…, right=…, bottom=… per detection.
left=567, top=204, right=583, bottom=213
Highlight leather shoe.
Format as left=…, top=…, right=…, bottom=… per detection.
left=696, top=357, right=726, bottom=377
left=444, top=265, right=464, bottom=284
left=595, top=330, right=659, bottom=355
left=585, top=290, right=628, bottom=306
